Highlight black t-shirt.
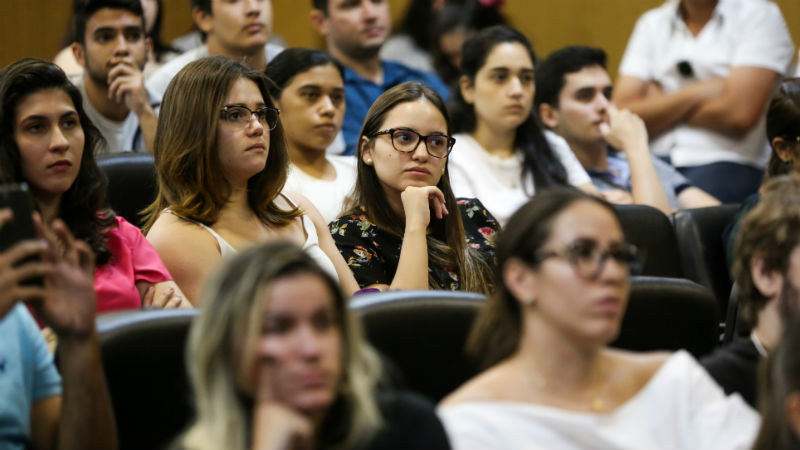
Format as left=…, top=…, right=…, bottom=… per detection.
left=700, top=336, right=761, bottom=407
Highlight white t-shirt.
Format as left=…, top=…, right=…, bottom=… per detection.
left=618, top=0, right=794, bottom=167
left=448, top=131, right=591, bottom=226
left=438, top=351, right=759, bottom=450
left=284, top=156, right=357, bottom=224
left=146, top=42, right=284, bottom=104
left=70, top=74, right=147, bottom=153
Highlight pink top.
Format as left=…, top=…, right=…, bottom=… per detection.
left=94, top=216, right=172, bottom=313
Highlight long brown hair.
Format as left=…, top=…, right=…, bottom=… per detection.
left=142, top=56, right=300, bottom=232
left=345, top=81, right=492, bottom=294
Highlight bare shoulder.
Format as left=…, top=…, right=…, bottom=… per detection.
left=146, top=211, right=217, bottom=253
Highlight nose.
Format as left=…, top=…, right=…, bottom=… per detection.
left=362, top=0, right=379, bottom=20
left=113, top=33, right=130, bottom=56
left=245, top=114, right=265, bottom=136
left=49, top=126, right=70, bottom=153
left=411, top=139, right=431, bottom=162
left=596, top=252, right=629, bottom=285
left=507, top=76, right=524, bottom=98
left=318, top=95, right=335, bottom=118
left=296, top=325, right=323, bottom=360
left=245, top=0, right=263, bottom=15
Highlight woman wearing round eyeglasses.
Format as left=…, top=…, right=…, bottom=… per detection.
left=438, top=187, right=759, bottom=450
left=143, top=56, right=359, bottom=304
left=329, top=81, right=497, bottom=293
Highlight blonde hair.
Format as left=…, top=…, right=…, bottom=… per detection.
left=179, top=241, right=382, bottom=449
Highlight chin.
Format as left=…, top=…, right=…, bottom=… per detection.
left=292, top=391, right=338, bottom=416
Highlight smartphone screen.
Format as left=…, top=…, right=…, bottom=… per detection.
left=0, top=183, right=43, bottom=286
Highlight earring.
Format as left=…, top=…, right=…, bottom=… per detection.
left=366, top=157, right=373, bottom=164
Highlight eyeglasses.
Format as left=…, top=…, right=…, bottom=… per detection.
left=220, top=105, right=280, bottom=130
left=371, top=127, right=455, bottom=159
left=532, top=238, right=643, bottom=280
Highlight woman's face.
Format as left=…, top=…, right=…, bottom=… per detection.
left=519, top=200, right=631, bottom=345
left=13, top=88, right=84, bottom=202
left=216, top=77, right=270, bottom=186
left=275, top=63, right=345, bottom=154
left=462, top=41, right=535, bottom=135
left=361, top=98, right=449, bottom=199
left=241, top=272, right=343, bottom=416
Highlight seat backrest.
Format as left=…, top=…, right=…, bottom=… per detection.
left=350, top=291, right=485, bottom=403
left=672, top=204, right=740, bottom=311
left=614, top=204, right=683, bottom=278
left=97, top=309, right=197, bottom=450
left=612, top=276, right=719, bottom=359
left=97, top=153, right=157, bottom=229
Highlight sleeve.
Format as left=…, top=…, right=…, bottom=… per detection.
left=116, top=217, right=173, bottom=284
left=438, top=407, right=505, bottom=450
left=618, top=11, right=657, bottom=79
left=651, top=156, right=692, bottom=195
left=731, top=2, right=794, bottom=73
left=545, top=131, right=591, bottom=186
left=18, top=305, right=62, bottom=401
left=329, top=216, right=392, bottom=288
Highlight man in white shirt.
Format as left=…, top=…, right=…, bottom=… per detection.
left=147, top=0, right=281, bottom=103
left=71, top=0, right=157, bottom=153
left=613, top=0, right=794, bottom=203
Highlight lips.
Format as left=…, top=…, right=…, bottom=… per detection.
left=405, top=166, right=431, bottom=176
left=363, top=26, right=385, bottom=38
left=315, top=123, right=337, bottom=133
left=47, top=160, right=72, bottom=170
left=246, top=143, right=266, bottom=152
left=594, top=296, right=622, bottom=316
left=244, top=23, right=265, bottom=33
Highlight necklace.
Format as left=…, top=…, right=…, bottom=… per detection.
left=750, top=331, right=768, bottom=357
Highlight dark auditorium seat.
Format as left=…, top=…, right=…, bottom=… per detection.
left=614, top=204, right=683, bottom=278
left=672, top=204, right=740, bottom=312
left=97, top=153, right=157, bottom=229
left=350, top=290, right=485, bottom=403
left=612, top=276, right=719, bottom=359
left=97, top=309, right=197, bottom=450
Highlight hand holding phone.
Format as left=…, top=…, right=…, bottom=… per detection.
left=0, top=183, right=43, bottom=287
left=0, top=207, right=47, bottom=319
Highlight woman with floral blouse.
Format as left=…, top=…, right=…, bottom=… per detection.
left=329, top=81, right=498, bottom=294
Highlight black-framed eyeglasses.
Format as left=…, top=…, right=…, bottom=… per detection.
left=220, top=105, right=280, bottom=130
left=371, top=127, right=455, bottom=159
left=532, top=238, right=643, bottom=280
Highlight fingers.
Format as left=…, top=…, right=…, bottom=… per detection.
left=49, top=219, right=78, bottom=266
left=141, top=285, right=155, bottom=307
left=255, top=360, right=276, bottom=405
left=426, top=186, right=448, bottom=219
left=0, top=208, right=12, bottom=230
left=0, top=240, right=46, bottom=269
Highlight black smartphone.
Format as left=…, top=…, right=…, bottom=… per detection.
left=0, top=183, right=43, bottom=286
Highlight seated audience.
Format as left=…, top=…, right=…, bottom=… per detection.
left=438, top=187, right=759, bottom=450
left=329, top=81, right=497, bottom=293
left=613, top=0, right=794, bottom=203
left=0, top=58, right=187, bottom=313
left=147, top=0, right=282, bottom=104
left=447, top=26, right=596, bottom=226
left=310, top=0, right=449, bottom=155
left=0, top=209, right=116, bottom=449
left=143, top=56, right=358, bottom=304
left=379, top=0, right=441, bottom=73
left=178, top=240, right=450, bottom=450
left=69, top=0, right=158, bottom=153
left=702, top=174, right=800, bottom=407
left=724, top=78, right=800, bottom=271
left=535, top=45, right=719, bottom=214
left=265, top=48, right=356, bottom=223
left=753, top=316, right=800, bottom=449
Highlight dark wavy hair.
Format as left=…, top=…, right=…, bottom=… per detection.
left=765, top=78, right=800, bottom=178
left=265, top=47, right=343, bottom=98
left=449, top=25, right=568, bottom=194
left=0, top=58, right=114, bottom=264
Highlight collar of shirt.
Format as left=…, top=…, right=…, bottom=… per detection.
left=668, top=0, right=727, bottom=34
left=343, top=60, right=417, bottom=88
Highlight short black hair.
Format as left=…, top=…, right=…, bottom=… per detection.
left=265, top=48, right=343, bottom=99
left=311, top=0, right=328, bottom=14
left=534, top=46, right=607, bottom=110
left=191, top=0, right=211, bottom=14
left=73, top=0, right=145, bottom=46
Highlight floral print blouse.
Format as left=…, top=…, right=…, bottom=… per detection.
left=329, top=198, right=500, bottom=290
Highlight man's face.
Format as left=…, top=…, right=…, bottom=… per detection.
left=318, top=0, right=391, bottom=60
left=548, top=65, right=613, bottom=145
left=200, top=0, right=272, bottom=54
left=79, top=8, right=147, bottom=87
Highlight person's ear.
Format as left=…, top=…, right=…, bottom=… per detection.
left=539, top=102, right=560, bottom=130
left=786, top=392, right=800, bottom=441
left=459, top=75, right=475, bottom=105
left=502, top=258, right=538, bottom=307
left=360, top=137, right=374, bottom=165
left=751, top=252, right=783, bottom=300
left=193, top=6, right=214, bottom=35
left=71, top=43, right=86, bottom=68
left=145, top=37, right=154, bottom=56
left=772, top=136, right=796, bottom=163
left=309, top=9, right=329, bottom=37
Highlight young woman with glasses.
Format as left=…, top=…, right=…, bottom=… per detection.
left=438, top=187, right=759, bottom=450
left=143, top=56, right=358, bottom=304
left=329, top=81, right=497, bottom=293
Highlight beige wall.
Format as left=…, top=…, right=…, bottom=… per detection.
left=2, top=0, right=800, bottom=78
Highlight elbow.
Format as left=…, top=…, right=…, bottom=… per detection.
left=724, top=112, right=761, bottom=137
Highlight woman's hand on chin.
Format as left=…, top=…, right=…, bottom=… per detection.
left=401, top=185, right=449, bottom=231
left=252, top=362, right=314, bottom=450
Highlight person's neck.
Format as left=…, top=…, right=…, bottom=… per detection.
left=328, top=44, right=382, bottom=84
left=753, top=298, right=783, bottom=350
left=289, top=143, right=332, bottom=179
left=206, top=39, right=267, bottom=71
left=470, top=122, right=516, bottom=159
left=681, top=0, right=718, bottom=35
left=82, top=72, right=130, bottom=122
left=566, top=137, right=609, bottom=171
left=219, top=182, right=255, bottom=222
left=34, top=192, right=62, bottom=225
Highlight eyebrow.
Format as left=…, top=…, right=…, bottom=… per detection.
left=488, top=67, right=534, bottom=73
left=92, top=25, right=143, bottom=34
left=21, top=110, right=78, bottom=121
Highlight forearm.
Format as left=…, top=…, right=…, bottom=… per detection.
left=625, top=149, right=672, bottom=215
left=136, top=106, right=157, bottom=153
left=684, top=98, right=755, bottom=136
left=57, top=333, right=117, bottom=450
left=616, top=88, right=705, bottom=137
left=389, top=228, right=429, bottom=290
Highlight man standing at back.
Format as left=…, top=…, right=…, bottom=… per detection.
left=613, top=0, right=794, bottom=203
left=147, top=0, right=281, bottom=102
left=71, top=0, right=157, bottom=153
left=310, top=0, right=449, bottom=155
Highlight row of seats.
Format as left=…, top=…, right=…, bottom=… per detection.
left=98, top=277, right=717, bottom=449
